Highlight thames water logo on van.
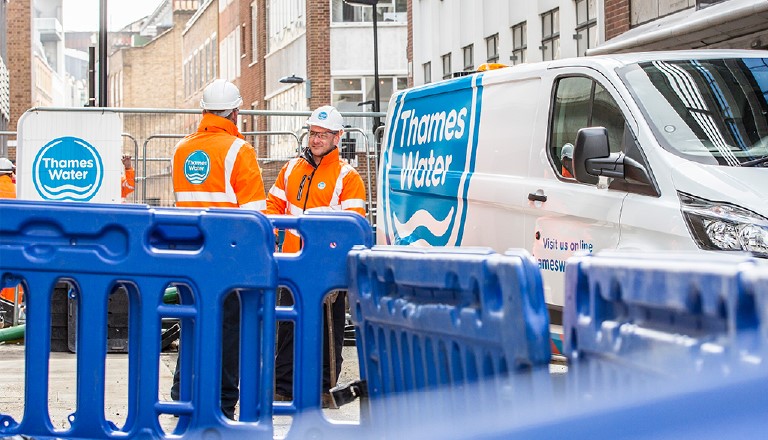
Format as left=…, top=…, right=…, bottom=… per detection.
left=381, top=74, right=484, bottom=246
left=33, top=136, right=103, bottom=201
left=184, top=150, right=211, bottom=184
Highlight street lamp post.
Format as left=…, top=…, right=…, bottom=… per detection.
left=344, top=0, right=381, bottom=132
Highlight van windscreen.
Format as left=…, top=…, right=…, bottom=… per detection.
left=621, top=58, right=768, bottom=167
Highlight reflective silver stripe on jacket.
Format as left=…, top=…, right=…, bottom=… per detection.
left=240, top=200, right=266, bottom=211
left=176, top=191, right=237, bottom=203
left=225, top=138, right=246, bottom=201
left=269, top=186, right=286, bottom=202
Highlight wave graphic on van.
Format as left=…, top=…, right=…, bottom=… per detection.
left=393, top=207, right=454, bottom=244
left=381, top=74, right=484, bottom=247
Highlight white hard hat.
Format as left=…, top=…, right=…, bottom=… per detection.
left=306, top=105, right=344, bottom=131
left=561, top=143, right=574, bottom=160
left=200, top=79, right=243, bottom=111
left=0, top=157, right=15, bottom=173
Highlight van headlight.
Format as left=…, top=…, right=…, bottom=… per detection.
left=679, top=192, right=768, bottom=258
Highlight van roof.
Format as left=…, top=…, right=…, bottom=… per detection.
left=565, top=49, right=768, bottom=67
left=471, top=49, right=768, bottom=81
left=405, top=49, right=768, bottom=92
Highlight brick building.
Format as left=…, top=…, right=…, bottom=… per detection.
left=0, top=0, right=9, bottom=158
left=181, top=0, right=218, bottom=112
left=8, top=0, right=41, bottom=133
left=109, top=2, right=197, bottom=108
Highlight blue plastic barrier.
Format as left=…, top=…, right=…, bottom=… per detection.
left=0, top=201, right=277, bottom=439
left=266, top=212, right=373, bottom=439
left=564, top=250, right=764, bottom=395
left=0, top=200, right=278, bottom=439
left=373, top=363, right=768, bottom=440
left=346, top=246, right=551, bottom=428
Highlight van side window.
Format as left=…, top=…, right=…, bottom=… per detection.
left=592, top=83, right=625, bottom=155
left=550, top=76, right=625, bottom=180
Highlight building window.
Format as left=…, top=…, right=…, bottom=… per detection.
left=511, top=21, right=526, bottom=65
left=205, top=40, right=211, bottom=81
left=267, top=0, right=306, bottom=54
left=219, top=0, right=234, bottom=12
left=550, top=76, right=625, bottom=180
left=211, top=32, right=218, bottom=78
left=423, top=61, right=431, bottom=84
left=220, top=28, right=241, bottom=81
left=540, top=8, right=559, bottom=61
left=331, top=76, right=408, bottom=110
left=574, top=0, right=596, bottom=57
left=462, top=44, right=474, bottom=71
left=486, top=33, right=499, bottom=63
left=251, top=2, right=258, bottom=63
left=442, top=53, right=452, bottom=79
left=331, top=0, right=407, bottom=23
left=697, top=0, right=726, bottom=9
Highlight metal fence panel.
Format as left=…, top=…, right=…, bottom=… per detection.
left=18, top=108, right=385, bottom=224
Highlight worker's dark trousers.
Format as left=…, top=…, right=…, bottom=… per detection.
left=274, top=288, right=345, bottom=397
left=171, top=292, right=240, bottom=420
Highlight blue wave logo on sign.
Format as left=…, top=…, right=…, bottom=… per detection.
left=381, top=74, right=484, bottom=246
left=184, top=150, right=210, bottom=184
left=33, top=136, right=103, bottom=201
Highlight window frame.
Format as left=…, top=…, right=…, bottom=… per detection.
left=511, top=21, right=527, bottom=65
left=251, top=1, right=259, bottom=64
left=574, top=0, right=597, bottom=57
left=463, top=44, right=474, bottom=72
left=546, top=73, right=657, bottom=195
left=486, top=33, right=499, bottom=63
left=540, top=8, right=560, bottom=61
left=442, top=53, right=452, bottom=80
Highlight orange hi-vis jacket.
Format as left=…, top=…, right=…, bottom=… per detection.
left=172, top=113, right=266, bottom=210
left=0, top=174, right=15, bottom=199
left=121, top=168, right=135, bottom=199
left=266, top=146, right=366, bottom=253
left=0, top=174, right=20, bottom=302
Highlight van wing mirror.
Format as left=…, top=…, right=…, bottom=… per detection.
left=573, top=127, right=608, bottom=185
left=574, top=127, right=653, bottom=186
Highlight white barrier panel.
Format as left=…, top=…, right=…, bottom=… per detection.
left=16, top=110, right=123, bottom=203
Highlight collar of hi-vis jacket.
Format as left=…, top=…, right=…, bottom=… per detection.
left=301, top=144, right=340, bottom=169
left=198, top=112, right=244, bottom=140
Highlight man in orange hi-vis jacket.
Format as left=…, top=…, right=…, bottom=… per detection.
left=170, top=79, right=266, bottom=420
left=0, top=157, right=15, bottom=199
left=0, top=157, right=22, bottom=304
left=120, top=155, right=135, bottom=201
left=266, top=105, right=366, bottom=408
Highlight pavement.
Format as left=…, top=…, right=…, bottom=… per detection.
left=0, top=341, right=361, bottom=438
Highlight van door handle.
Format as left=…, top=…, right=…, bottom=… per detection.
left=528, top=192, right=547, bottom=203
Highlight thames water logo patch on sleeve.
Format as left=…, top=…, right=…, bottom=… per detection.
left=32, top=136, right=103, bottom=201
left=184, top=150, right=211, bottom=184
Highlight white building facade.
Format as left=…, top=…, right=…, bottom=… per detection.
left=265, top=0, right=409, bottom=133
left=411, top=0, right=603, bottom=86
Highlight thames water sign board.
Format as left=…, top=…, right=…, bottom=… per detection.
left=16, top=111, right=123, bottom=203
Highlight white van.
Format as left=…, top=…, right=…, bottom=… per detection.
left=377, top=50, right=768, bottom=314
